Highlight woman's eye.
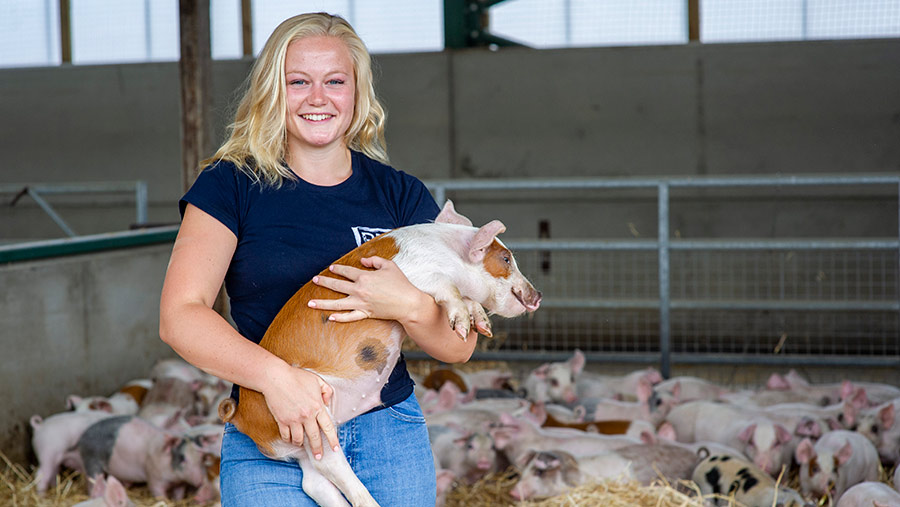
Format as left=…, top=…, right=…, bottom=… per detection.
left=327, top=79, right=344, bottom=85
left=289, top=79, right=307, bottom=85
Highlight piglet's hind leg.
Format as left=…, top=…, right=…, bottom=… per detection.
left=298, top=454, right=351, bottom=507
left=302, top=437, right=380, bottom=507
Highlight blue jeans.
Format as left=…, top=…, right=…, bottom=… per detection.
left=219, top=392, right=436, bottom=506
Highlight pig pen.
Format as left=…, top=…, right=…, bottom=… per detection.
left=405, top=356, right=900, bottom=507
left=7, top=353, right=899, bottom=506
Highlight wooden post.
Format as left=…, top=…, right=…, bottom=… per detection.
left=179, top=1, right=230, bottom=319
left=59, top=0, right=71, bottom=63
left=688, top=0, right=701, bottom=42
left=178, top=0, right=213, bottom=193
left=241, top=0, right=253, bottom=57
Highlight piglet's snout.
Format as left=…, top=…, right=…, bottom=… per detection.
left=514, top=285, right=542, bottom=312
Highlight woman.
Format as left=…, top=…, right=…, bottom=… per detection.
left=159, top=12, right=477, bottom=506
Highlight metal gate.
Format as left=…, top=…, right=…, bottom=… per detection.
left=414, top=174, right=900, bottom=378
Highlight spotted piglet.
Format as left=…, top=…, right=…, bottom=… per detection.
left=218, top=200, right=541, bottom=507
left=76, top=415, right=211, bottom=500
left=692, top=454, right=812, bottom=507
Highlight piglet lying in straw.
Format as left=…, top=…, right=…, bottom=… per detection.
left=218, top=201, right=542, bottom=507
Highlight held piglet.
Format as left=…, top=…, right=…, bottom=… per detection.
left=77, top=415, right=211, bottom=500
left=795, top=430, right=880, bottom=503
left=217, top=201, right=541, bottom=507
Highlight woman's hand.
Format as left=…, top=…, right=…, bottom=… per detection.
left=308, top=255, right=478, bottom=363
left=307, top=256, right=425, bottom=323
left=261, top=363, right=339, bottom=460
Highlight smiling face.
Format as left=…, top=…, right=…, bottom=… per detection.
left=284, top=35, right=356, bottom=154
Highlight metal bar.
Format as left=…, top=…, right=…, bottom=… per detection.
left=503, top=239, right=900, bottom=251
left=26, top=188, right=76, bottom=238
left=135, top=181, right=148, bottom=224
left=670, top=239, right=900, bottom=250
left=537, top=298, right=899, bottom=312
left=426, top=173, right=900, bottom=192
left=2, top=181, right=150, bottom=236
left=658, top=182, right=671, bottom=378
left=0, top=182, right=146, bottom=194
left=405, top=350, right=900, bottom=368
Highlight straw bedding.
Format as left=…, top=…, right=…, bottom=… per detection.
left=2, top=448, right=897, bottom=506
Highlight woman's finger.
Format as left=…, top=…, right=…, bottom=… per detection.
left=290, top=423, right=305, bottom=447
left=317, top=411, right=340, bottom=452
left=312, top=275, right=355, bottom=295
left=304, top=417, right=324, bottom=459
left=327, top=263, right=365, bottom=281
left=359, top=256, right=388, bottom=269
left=326, top=309, right=369, bottom=322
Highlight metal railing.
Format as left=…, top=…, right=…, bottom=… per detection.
left=424, top=173, right=900, bottom=376
left=1, top=181, right=148, bottom=238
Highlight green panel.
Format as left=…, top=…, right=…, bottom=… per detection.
left=0, top=226, right=179, bottom=264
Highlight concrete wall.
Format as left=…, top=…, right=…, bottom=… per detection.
left=0, top=243, right=177, bottom=463
left=1, top=38, right=898, bottom=240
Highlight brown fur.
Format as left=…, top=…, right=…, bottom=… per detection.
left=541, top=411, right=632, bottom=435
left=423, top=369, right=469, bottom=393
left=118, top=385, right=149, bottom=406
left=483, top=241, right=512, bottom=279
left=220, top=235, right=401, bottom=457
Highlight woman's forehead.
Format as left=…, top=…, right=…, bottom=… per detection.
left=285, top=36, right=353, bottom=72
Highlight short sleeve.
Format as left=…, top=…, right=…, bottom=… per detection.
left=179, top=161, right=242, bottom=236
left=398, top=172, right=440, bottom=226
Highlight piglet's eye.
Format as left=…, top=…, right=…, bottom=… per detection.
left=503, top=256, right=510, bottom=264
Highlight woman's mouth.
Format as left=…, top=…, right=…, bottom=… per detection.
left=301, top=113, right=332, bottom=122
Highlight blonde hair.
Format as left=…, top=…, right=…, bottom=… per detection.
left=205, top=12, right=388, bottom=186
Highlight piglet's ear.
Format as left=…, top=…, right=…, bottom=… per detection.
left=435, top=200, right=472, bottom=226
left=795, top=438, right=815, bottom=464
left=89, top=475, right=108, bottom=498
left=104, top=476, right=130, bottom=507
left=835, top=441, right=854, bottom=466
left=468, top=220, right=506, bottom=263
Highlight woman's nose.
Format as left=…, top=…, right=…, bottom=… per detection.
left=307, top=84, right=327, bottom=106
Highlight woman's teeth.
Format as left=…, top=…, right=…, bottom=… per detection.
left=302, top=113, right=330, bottom=121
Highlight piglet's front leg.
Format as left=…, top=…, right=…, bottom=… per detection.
left=428, top=280, right=472, bottom=340
left=464, top=297, right=492, bottom=338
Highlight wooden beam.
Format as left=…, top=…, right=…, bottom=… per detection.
left=688, top=0, right=700, bottom=42
left=59, top=0, right=71, bottom=63
left=178, top=0, right=213, bottom=193
left=241, top=0, right=253, bottom=57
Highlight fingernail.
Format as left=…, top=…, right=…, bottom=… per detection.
left=329, top=265, right=335, bottom=271
left=312, top=276, right=319, bottom=283
left=308, top=301, right=316, bottom=307
left=315, top=453, right=322, bottom=460
left=329, top=315, right=336, bottom=321
left=334, top=446, right=340, bottom=452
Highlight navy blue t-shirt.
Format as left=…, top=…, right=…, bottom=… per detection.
left=179, top=150, right=440, bottom=409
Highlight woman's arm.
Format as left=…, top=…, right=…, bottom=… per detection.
left=308, top=256, right=478, bottom=363
left=159, top=204, right=339, bottom=459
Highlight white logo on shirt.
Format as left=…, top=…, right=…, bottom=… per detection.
left=352, top=226, right=391, bottom=246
